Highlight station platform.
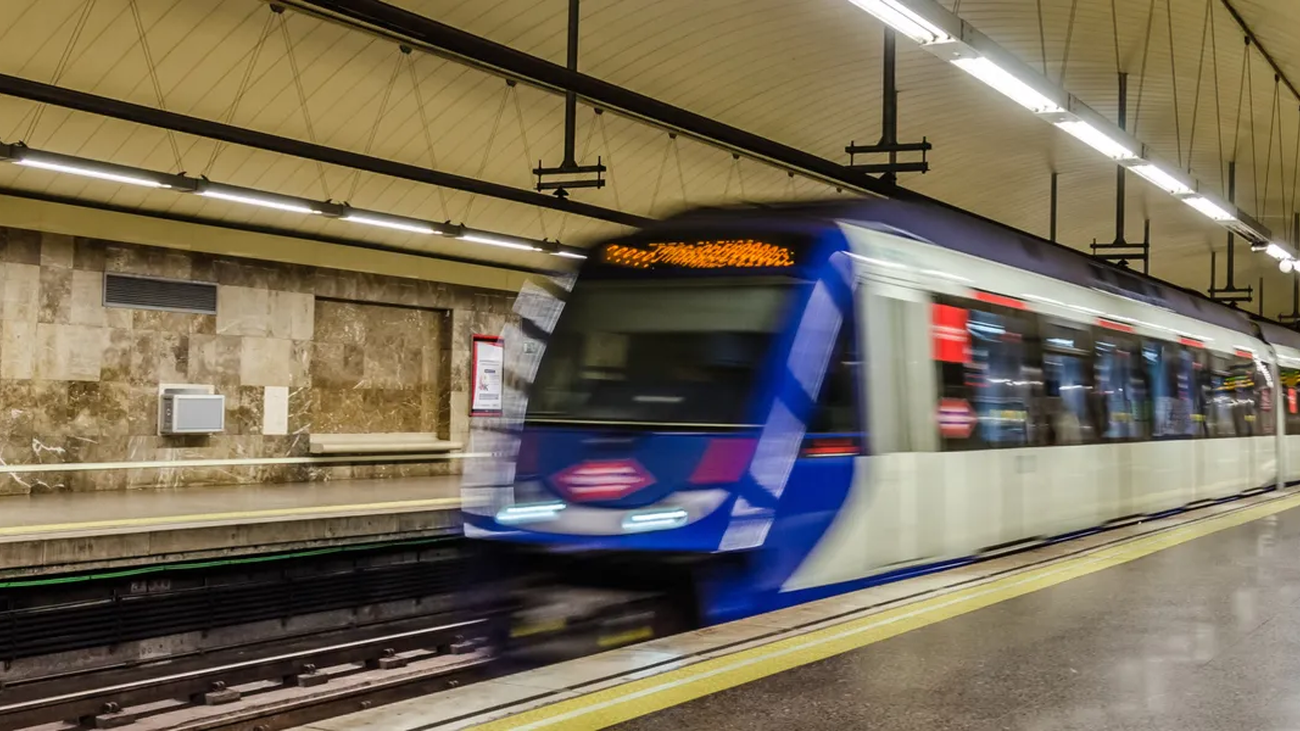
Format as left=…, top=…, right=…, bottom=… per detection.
left=296, top=488, right=1300, bottom=731
left=0, top=477, right=461, bottom=579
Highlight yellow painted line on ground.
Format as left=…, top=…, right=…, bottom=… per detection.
left=475, top=491, right=1300, bottom=731
left=0, top=498, right=461, bottom=538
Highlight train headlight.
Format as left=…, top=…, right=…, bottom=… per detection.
left=496, top=501, right=567, bottom=525
left=621, top=508, right=689, bottom=533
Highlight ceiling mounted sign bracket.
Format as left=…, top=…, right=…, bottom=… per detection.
left=533, top=0, right=606, bottom=198
left=845, top=27, right=931, bottom=184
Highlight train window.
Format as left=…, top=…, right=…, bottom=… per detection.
left=1178, top=345, right=1208, bottom=438
left=1206, top=355, right=1238, bottom=437
left=808, top=322, right=860, bottom=435
left=1095, top=332, right=1147, bottom=441
left=1040, top=323, right=1095, bottom=445
left=1147, top=341, right=1200, bottom=439
left=1281, top=367, right=1300, bottom=435
left=933, top=295, right=1031, bottom=451
left=1258, top=359, right=1276, bottom=436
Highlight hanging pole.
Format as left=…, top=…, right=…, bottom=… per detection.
left=1050, top=171, right=1059, bottom=242
left=1227, top=160, right=1236, bottom=287
left=562, top=0, right=578, bottom=168
left=1260, top=276, right=1266, bottom=316
left=1115, top=72, right=1128, bottom=245
left=1143, top=219, right=1151, bottom=274
left=882, top=28, right=898, bottom=185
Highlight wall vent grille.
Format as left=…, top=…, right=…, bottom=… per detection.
left=104, top=274, right=217, bottom=315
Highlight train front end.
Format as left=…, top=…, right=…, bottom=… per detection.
left=464, top=217, right=862, bottom=655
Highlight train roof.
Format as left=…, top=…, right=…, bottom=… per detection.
left=655, top=198, right=1258, bottom=337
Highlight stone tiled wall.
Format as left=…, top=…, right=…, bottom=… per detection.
left=0, top=226, right=513, bottom=494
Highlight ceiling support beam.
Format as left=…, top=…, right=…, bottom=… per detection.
left=277, top=0, right=899, bottom=199
left=0, top=73, right=649, bottom=230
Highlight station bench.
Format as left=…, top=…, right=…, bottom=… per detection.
left=308, top=433, right=464, bottom=456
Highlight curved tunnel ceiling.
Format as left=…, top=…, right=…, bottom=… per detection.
left=0, top=0, right=1297, bottom=312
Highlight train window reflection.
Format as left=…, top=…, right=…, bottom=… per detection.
left=528, top=279, right=797, bottom=426
left=932, top=292, right=1261, bottom=449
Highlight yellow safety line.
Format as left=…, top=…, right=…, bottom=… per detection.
left=0, top=498, right=461, bottom=538
left=474, top=491, right=1300, bottom=731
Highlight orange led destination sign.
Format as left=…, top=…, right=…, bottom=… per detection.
left=601, top=239, right=795, bottom=270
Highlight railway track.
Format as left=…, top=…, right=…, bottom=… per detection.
left=2, top=614, right=500, bottom=731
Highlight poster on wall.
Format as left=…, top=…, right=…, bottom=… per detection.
left=471, top=335, right=505, bottom=415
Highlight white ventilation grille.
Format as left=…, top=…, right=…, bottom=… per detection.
left=104, top=273, right=217, bottom=315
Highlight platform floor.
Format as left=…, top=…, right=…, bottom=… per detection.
left=619, top=498, right=1300, bottom=731
left=0, top=477, right=461, bottom=578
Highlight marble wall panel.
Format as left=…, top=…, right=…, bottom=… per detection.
left=1, top=228, right=41, bottom=265
left=68, top=270, right=106, bottom=327
left=35, top=324, right=103, bottom=381
left=240, top=337, right=293, bottom=386
left=0, top=320, right=35, bottom=379
left=2, top=263, right=40, bottom=322
left=269, top=290, right=314, bottom=340
left=0, top=225, right=504, bottom=492
left=217, top=286, right=271, bottom=337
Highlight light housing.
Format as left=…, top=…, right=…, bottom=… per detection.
left=199, top=184, right=322, bottom=215
left=846, top=0, right=951, bottom=44
left=1265, top=243, right=1293, bottom=261
left=460, top=232, right=542, bottom=251
left=0, top=141, right=581, bottom=264
left=1181, top=195, right=1236, bottom=222
left=1054, top=120, right=1138, bottom=161
left=950, top=56, right=1064, bottom=114
left=1281, top=259, right=1295, bottom=274
left=1129, top=163, right=1194, bottom=196
left=342, top=212, right=439, bottom=235
left=16, top=152, right=172, bottom=189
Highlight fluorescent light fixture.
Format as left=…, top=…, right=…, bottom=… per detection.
left=1281, top=259, right=1295, bottom=274
left=950, top=57, right=1064, bottom=114
left=342, top=213, right=438, bottom=235
left=1055, top=120, right=1138, bottom=160
left=200, top=187, right=320, bottom=215
left=1265, top=243, right=1292, bottom=260
left=1129, top=163, right=1194, bottom=196
left=621, top=508, right=689, bottom=533
left=16, top=156, right=168, bottom=188
left=552, top=250, right=588, bottom=260
left=1181, top=196, right=1236, bottom=222
left=496, top=501, right=566, bottom=525
left=846, top=0, right=951, bottom=44
left=460, top=232, right=541, bottom=251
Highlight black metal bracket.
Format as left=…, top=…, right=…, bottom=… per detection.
left=1209, top=249, right=1254, bottom=306
left=1091, top=219, right=1151, bottom=271
left=845, top=139, right=930, bottom=176
left=845, top=28, right=931, bottom=184
left=533, top=154, right=606, bottom=197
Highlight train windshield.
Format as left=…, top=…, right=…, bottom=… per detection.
left=528, top=278, right=799, bottom=427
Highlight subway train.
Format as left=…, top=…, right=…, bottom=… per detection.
left=461, top=198, right=1300, bottom=647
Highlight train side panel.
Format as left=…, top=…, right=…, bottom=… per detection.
left=783, top=224, right=1277, bottom=594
